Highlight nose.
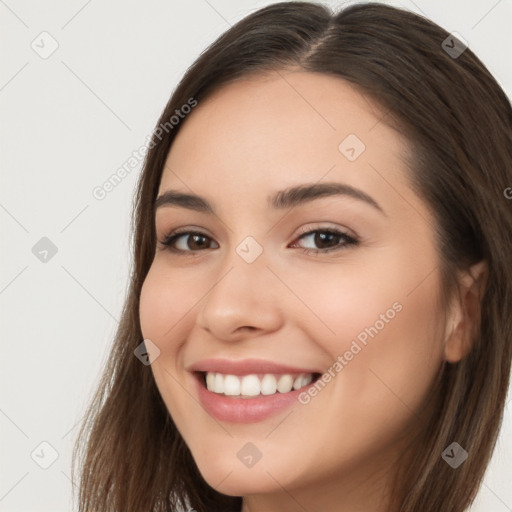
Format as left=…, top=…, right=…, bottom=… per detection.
left=195, top=249, right=284, bottom=342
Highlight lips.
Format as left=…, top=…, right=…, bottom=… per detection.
left=188, top=358, right=322, bottom=423
left=188, top=358, right=321, bottom=376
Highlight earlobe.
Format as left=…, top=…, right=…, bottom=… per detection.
left=443, top=260, right=488, bottom=363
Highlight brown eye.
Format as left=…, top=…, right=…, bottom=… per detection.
left=159, top=231, right=219, bottom=253
left=291, top=228, right=359, bottom=254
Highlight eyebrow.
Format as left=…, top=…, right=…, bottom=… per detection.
left=154, top=182, right=385, bottom=215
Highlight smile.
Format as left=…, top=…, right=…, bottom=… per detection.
left=204, top=372, right=315, bottom=397
left=188, top=358, right=322, bottom=423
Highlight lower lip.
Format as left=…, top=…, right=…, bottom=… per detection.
left=194, top=374, right=311, bottom=424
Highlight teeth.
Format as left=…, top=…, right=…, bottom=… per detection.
left=214, top=373, right=224, bottom=394
left=240, top=374, right=260, bottom=396
left=224, top=375, right=240, bottom=396
left=293, top=374, right=313, bottom=390
left=205, top=372, right=314, bottom=397
left=206, top=372, right=215, bottom=390
left=277, top=374, right=293, bottom=393
left=261, top=374, right=277, bottom=395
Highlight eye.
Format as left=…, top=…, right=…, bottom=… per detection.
left=158, top=230, right=219, bottom=254
left=289, top=227, right=359, bottom=254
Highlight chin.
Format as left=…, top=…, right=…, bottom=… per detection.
left=190, top=442, right=308, bottom=497
left=200, top=466, right=283, bottom=497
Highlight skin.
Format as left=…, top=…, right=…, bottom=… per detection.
left=139, top=70, right=485, bottom=512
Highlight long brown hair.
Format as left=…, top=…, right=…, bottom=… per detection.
left=72, top=2, right=512, bottom=511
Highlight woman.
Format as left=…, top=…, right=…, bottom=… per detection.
left=72, top=2, right=512, bottom=511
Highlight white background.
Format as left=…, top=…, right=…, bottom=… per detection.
left=1, top=0, right=511, bottom=511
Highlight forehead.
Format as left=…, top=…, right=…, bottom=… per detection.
left=159, top=70, right=411, bottom=211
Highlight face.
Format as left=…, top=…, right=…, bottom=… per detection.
left=139, top=70, right=453, bottom=507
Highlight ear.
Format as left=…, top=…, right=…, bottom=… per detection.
left=443, top=260, right=488, bottom=363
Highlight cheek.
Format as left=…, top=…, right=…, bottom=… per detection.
left=293, top=256, right=445, bottom=440
left=139, top=263, right=201, bottom=428
left=299, top=246, right=445, bottom=372
left=139, top=262, right=191, bottom=346
left=138, top=261, right=197, bottom=406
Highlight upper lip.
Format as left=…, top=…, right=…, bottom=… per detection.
left=188, top=358, right=321, bottom=376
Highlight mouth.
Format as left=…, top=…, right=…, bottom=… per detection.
left=190, top=367, right=322, bottom=423
left=198, top=371, right=322, bottom=398
left=188, top=358, right=323, bottom=423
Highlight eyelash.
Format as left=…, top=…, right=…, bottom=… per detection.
left=158, top=226, right=359, bottom=256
